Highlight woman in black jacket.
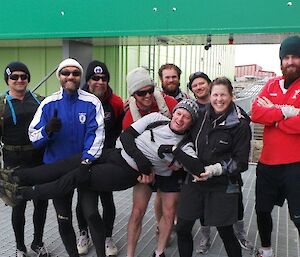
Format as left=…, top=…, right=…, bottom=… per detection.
left=176, top=77, right=252, bottom=257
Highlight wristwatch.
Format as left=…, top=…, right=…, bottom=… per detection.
left=81, top=159, right=92, bottom=165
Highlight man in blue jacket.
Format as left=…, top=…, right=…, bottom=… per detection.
left=28, top=58, right=105, bottom=257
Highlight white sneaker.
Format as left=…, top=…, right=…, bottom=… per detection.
left=256, top=248, right=275, bottom=257
left=16, top=249, right=27, bottom=257
left=105, top=237, right=118, bottom=256
left=77, top=230, right=92, bottom=255
left=196, top=237, right=211, bottom=254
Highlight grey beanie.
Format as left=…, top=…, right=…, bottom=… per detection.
left=279, top=36, right=300, bottom=60
left=126, top=67, right=155, bottom=95
left=173, top=99, right=200, bottom=123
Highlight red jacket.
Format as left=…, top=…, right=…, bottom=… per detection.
left=122, top=95, right=177, bottom=129
left=251, top=76, right=300, bottom=165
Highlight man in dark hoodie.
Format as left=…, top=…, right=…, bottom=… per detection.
left=78, top=60, right=124, bottom=256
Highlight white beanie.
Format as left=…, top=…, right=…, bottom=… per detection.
left=126, top=67, right=155, bottom=95
left=56, top=58, right=83, bottom=79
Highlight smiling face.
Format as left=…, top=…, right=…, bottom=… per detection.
left=161, top=68, right=180, bottom=94
left=210, top=84, right=233, bottom=114
left=133, top=85, right=155, bottom=110
left=170, top=108, right=193, bottom=133
left=59, top=66, right=81, bottom=93
left=8, top=71, right=28, bottom=95
left=191, top=77, right=210, bottom=103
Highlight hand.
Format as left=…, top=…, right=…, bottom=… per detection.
left=75, top=163, right=91, bottom=186
left=204, top=163, right=223, bottom=176
left=257, top=97, right=275, bottom=108
left=45, top=109, right=62, bottom=136
left=281, top=105, right=300, bottom=119
left=137, top=171, right=154, bottom=184
left=192, top=171, right=210, bottom=182
left=157, top=144, right=174, bottom=159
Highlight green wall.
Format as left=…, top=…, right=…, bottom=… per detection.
left=0, top=45, right=235, bottom=99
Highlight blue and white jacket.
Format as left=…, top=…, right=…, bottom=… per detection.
left=29, top=88, right=105, bottom=164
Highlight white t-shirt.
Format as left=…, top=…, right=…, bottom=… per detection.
left=121, top=112, right=197, bottom=176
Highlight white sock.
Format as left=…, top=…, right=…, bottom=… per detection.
left=261, top=248, right=273, bottom=257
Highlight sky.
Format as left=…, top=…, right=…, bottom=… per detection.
left=235, top=44, right=281, bottom=76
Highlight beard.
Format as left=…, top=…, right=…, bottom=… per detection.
left=281, top=64, right=300, bottom=81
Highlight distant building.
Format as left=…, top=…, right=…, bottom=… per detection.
left=235, top=64, right=276, bottom=79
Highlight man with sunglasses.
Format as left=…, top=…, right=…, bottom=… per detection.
left=28, top=58, right=105, bottom=257
left=1, top=61, right=49, bottom=257
left=76, top=60, right=124, bottom=256
left=123, top=67, right=180, bottom=257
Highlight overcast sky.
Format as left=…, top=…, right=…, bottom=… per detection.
left=235, top=44, right=281, bottom=76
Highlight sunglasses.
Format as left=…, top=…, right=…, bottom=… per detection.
left=60, top=70, right=81, bottom=77
left=9, top=74, right=28, bottom=81
left=135, top=87, right=155, bottom=97
left=91, top=75, right=108, bottom=82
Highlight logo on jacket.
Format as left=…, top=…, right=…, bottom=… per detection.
left=104, top=112, right=111, bottom=121
left=292, top=89, right=300, bottom=99
left=78, top=113, right=87, bottom=124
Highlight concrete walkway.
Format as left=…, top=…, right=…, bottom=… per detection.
left=0, top=164, right=299, bottom=257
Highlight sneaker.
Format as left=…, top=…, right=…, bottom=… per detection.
left=238, top=238, right=254, bottom=251
left=16, top=249, right=27, bottom=257
left=77, top=230, right=92, bottom=255
left=31, top=243, right=50, bottom=257
left=256, top=248, right=275, bottom=257
left=196, top=237, right=211, bottom=254
left=152, top=251, right=165, bottom=257
left=105, top=237, right=118, bottom=256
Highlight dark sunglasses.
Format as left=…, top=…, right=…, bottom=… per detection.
left=135, top=87, right=155, bottom=97
left=60, top=70, right=81, bottom=77
left=91, top=75, right=108, bottom=82
left=9, top=74, right=28, bottom=81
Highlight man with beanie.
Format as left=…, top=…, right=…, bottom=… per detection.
left=252, top=35, right=300, bottom=257
left=158, top=63, right=189, bottom=102
left=76, top=60, right=124, bottom=256
left=123, top=67, right=181, bottom=257
left=0, top=61, right=49, bottom=257
left=28, top=58, right=105, bottom=257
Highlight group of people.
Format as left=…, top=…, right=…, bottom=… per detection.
left=0, top=35, right=299, bottom=257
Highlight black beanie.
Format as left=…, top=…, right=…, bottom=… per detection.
left=4, top=61, right=31, bottom=85
left=279, top=36, right=300, bottom=60
left=187, top=71, right=211, bottom=90
left=85, top=60, right=110, bottom=82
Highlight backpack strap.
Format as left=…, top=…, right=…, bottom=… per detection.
left=145, top=120, right=169, bottom=142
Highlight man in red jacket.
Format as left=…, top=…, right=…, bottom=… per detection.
left=123, top=67, right=179, bottom=257
left=251, top=35, right=300, bottom=257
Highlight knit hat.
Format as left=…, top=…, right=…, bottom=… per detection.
left=126, top=67, right=155, bottom=95
left=173, top=99, right=200, bottom=123
left=279, top=36, right=300, bottom=60
left=85, top=60, right=110, bottom=82
left=56, top=58, right=83, bottom=79
left=187, top=71, right=211, bottom=90
left=4, top=61, right=30, bottom=85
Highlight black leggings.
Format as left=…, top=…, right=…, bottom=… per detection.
left=76, top=190, right=116, bottom=237
left=53, top=192, right=79, bottom=257
left=176, top=218, right=241, bottom=257
left=12, top=199, right=48, bottom=251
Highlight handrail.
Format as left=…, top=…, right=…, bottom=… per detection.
left=31, top=66, right=58, bottom=93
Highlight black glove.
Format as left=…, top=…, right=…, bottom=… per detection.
left=75, top=161, right=92, bottom=187
left=157, top=144, right=174, bottom=159
left=45, top=109, right=62, bottom=136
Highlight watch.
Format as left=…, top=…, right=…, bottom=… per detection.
left=81, top=159, right=92, bottom=165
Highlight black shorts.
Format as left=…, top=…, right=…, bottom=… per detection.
left=177, top=182, right=238, bottom=226
left=256, top=162, right=300, bottom=223
left=150, top=171, right=186, bottom=193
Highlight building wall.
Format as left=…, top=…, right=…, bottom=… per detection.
left=0, top=45, right=235, bottom=98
